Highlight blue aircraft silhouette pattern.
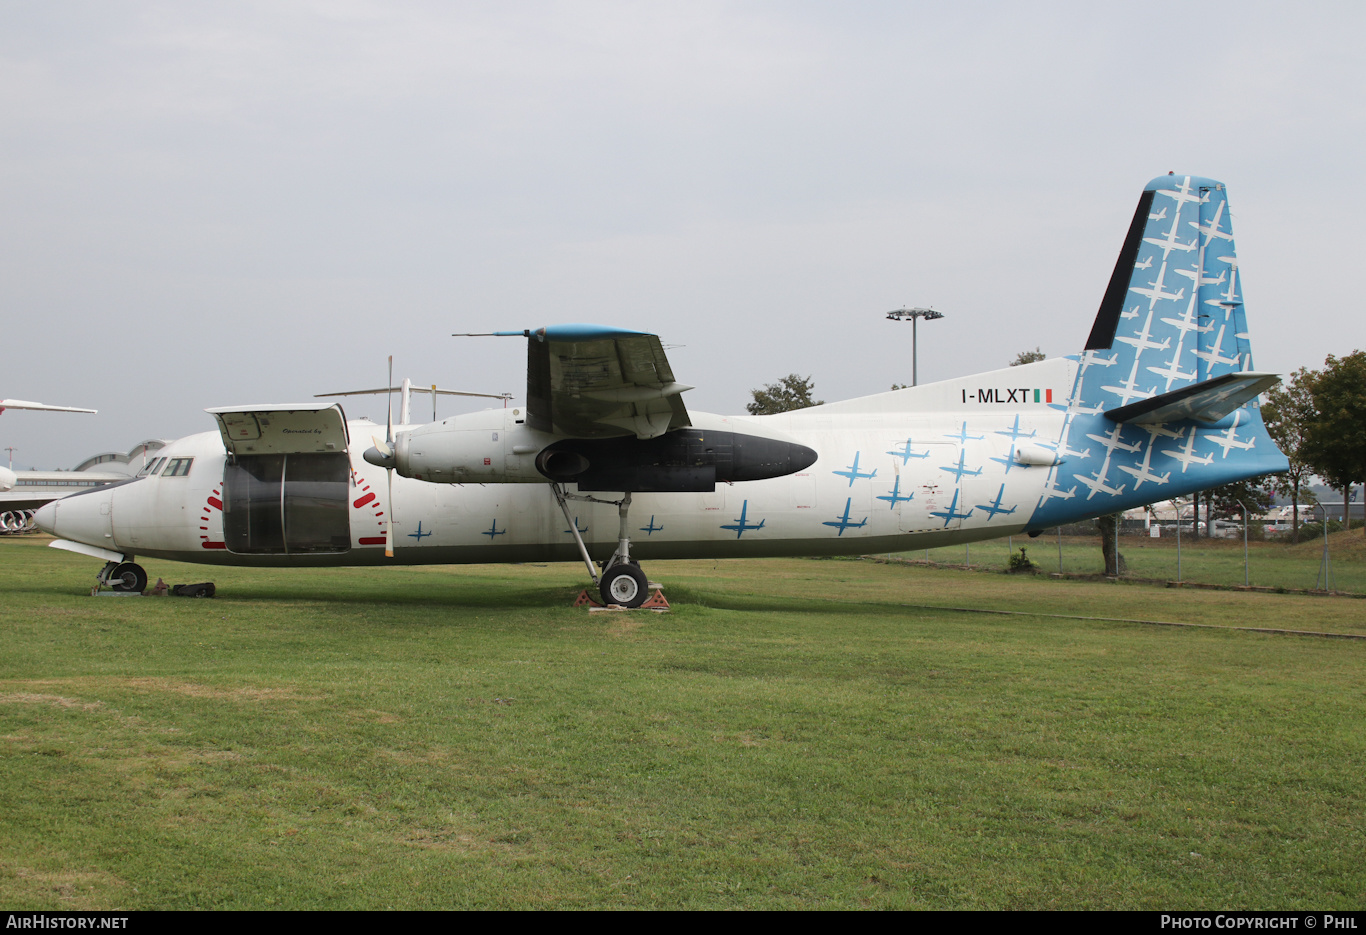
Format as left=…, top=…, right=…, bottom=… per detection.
left=720, top=500, right=766, bottom=538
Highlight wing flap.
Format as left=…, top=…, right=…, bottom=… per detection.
left=524, top=326, right=692, bottom=439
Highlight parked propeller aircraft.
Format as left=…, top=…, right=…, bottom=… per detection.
left=37, top=175, right=1290, bottom=606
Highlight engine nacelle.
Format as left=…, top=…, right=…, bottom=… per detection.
left=387, top=408, right=818, bottom=491
left=394, top=408, right=553, bottom=483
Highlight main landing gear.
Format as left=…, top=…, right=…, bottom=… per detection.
left=551, top=484, right=651, bottom=608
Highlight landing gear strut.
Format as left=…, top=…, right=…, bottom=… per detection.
left=551, top=484, right=650, bottom=608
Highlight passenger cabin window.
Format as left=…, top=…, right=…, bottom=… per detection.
left=162, top=458, right=194, bottom=477
left=222, top=452, right=350, bottom=554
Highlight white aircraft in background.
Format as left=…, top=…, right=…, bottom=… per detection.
left=37, top=176, right=1290, bottom=606
left=0, top=398, right=98, bottom=498
left=0, top=398, right=97, bottom=417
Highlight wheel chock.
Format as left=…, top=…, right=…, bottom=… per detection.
left=575, top=588, right=669, bottom=611
left=573, top=589, right=604, bottom=608
left=640, top=589, right=670, bottom=610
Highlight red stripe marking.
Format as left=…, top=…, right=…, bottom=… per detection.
left=1046, top=389, right=1053, bottom=403
left=353, top=492, right=375, bottom=508
left=374, top=511, right=384, bottom=517
left=207, top=496, right=223, bottom=511
left=199, top=526, right=208, bottom=531
left=201, top=541, right=226, bottom=550
left=358, top=537, right=387, bottom=545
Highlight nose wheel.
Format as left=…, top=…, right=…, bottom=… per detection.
left=102, top=561, right=148, bottom=593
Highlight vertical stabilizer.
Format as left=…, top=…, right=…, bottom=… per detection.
left=1075, top=175, right=1252, bottom=413
left=1027, top=175, right=1287, bottom=530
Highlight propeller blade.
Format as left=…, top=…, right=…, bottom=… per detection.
left=385, top=355, right=394, bottom=446
left=385, top=467, right=394, bottom=558
left=370, top=435, right=392, bottom=460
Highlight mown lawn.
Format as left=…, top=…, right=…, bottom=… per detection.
left=903, top=529, right=1366, bottom=595
left=2, top=536, right=1362, bottom=909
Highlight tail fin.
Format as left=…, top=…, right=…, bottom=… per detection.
left=1073, top=174, right=1254, bottom=412
left=1027, top=175, right=1288, bottom=530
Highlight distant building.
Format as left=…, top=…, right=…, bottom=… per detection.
left=0, top=440, right=171, bottom=514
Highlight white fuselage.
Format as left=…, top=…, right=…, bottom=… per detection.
left=39, top=360, right=1084, bottom=567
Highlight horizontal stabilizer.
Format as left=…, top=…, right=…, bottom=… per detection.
left=1104, top=372, right=1279, bottom=425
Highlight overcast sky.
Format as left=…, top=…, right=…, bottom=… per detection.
left=3, top=1, right=1362, bottom=469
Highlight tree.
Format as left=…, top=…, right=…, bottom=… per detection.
left=1261, top=367, right=1320, bottom=540
left=1204, top=478, right=1277, bottom=523
left=747, top=374, right=824, bottom=415
left=1010, top=347, right=1046, bottom=367
left=1097, top=512, right=1126, bottom=575
left=1301, top=351, right=1366, bottom=537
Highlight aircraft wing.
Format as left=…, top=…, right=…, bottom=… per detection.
left=0, top=399, right=97, bottom=414
left=501, top=325, right=692, bottom=440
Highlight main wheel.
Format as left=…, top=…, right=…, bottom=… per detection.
left=109, top=562, right=148, bottom=593
left=599, top=563, right=649, bottom=608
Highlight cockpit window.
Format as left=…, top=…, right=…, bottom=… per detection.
left=162, top=458, right=194, bottom=477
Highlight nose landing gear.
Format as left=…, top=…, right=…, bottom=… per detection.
left=99, top=560, right=149, bottom=593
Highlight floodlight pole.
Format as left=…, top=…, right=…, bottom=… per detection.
left=886, top=307, right=945, bottom=386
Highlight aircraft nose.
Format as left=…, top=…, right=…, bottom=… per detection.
left=36, top=486, right=115, bottom=546
left=33, top=500, right=57, bottom=534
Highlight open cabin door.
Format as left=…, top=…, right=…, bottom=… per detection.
left=207, top=404, right=352, bottom=555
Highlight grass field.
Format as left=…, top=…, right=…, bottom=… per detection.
left=906, top=530, right=1366, bottom=595
left=2, top=535, right=1363, bottom=909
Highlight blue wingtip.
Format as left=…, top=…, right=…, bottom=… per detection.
left=535, top=324, right=653, bottom=342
